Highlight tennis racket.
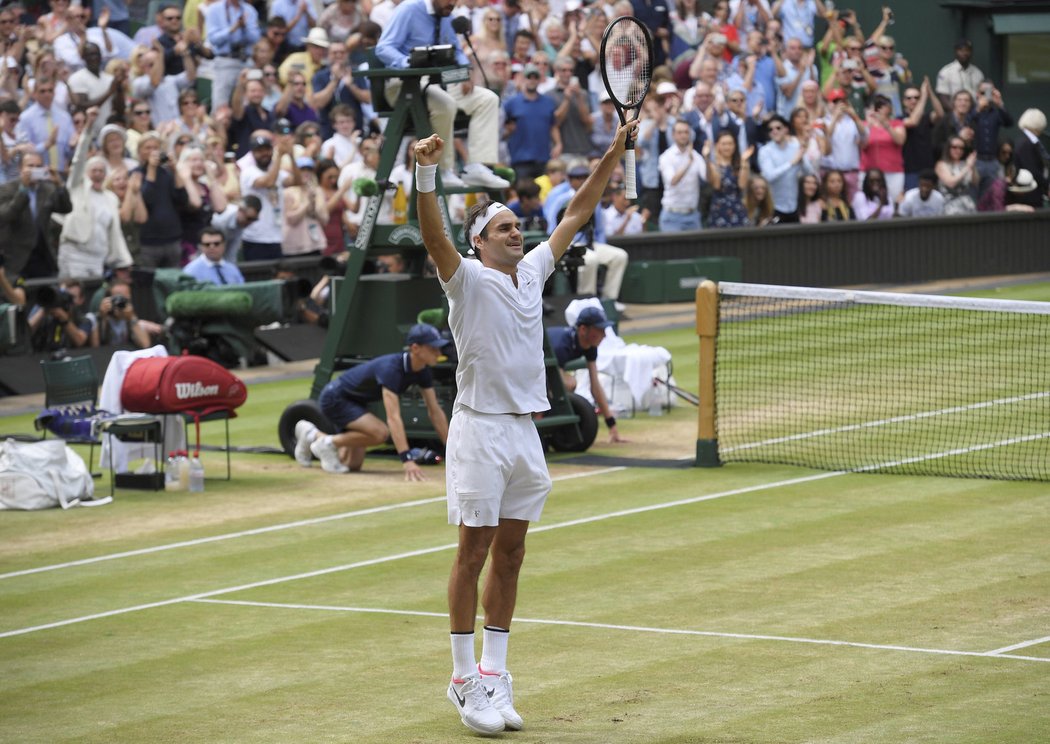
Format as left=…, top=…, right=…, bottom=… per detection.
left=599, top=16, right=654, bottom=200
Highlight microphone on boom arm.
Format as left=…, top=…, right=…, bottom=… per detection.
left=451, top=15, right=492, bottom=91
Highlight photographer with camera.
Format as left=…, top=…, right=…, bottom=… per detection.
left=90, top=279, right=150, bottom=349
left=203, top=0, right=262, bottom=113
left=0, top=149, right=72, bottom=279
left=27, top=284, right=92, bottom=352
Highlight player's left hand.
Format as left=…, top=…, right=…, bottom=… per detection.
left=608, top=425, right=630, bottom=444
left=613, top=119, right=640, bottom=150
left=403, top=461, right=426, bottom=482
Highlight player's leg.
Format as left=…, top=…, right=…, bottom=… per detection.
left=447, top=523, right=505, bottom=734
left=444, top=410, right=507, bottom=734
left=476, top=519, right=529, bottom=731
left=475, top=416, right=551, bottom=731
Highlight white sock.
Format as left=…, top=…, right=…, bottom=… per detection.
left=451, top=632, right=477, bottom=681
left=479, top=626, right=509, bottom=673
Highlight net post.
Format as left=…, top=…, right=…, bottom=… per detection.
left=696, top=280, right=721, bottom=467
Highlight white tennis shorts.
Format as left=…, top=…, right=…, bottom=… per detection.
left=445, top=406, right=552, bottom=527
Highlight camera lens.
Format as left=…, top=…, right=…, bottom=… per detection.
left=112, top=295, right=128, bottom=311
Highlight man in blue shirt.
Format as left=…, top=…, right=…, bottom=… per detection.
left=203, top=0, right=261, bottom=113
left=375, top=0, right=509, bottom=190
left=182, top=227, right=246, bottom=285
left=547, top=306, right=626, bottom=443
left=270, top=0, right=315, bottom=50
left=757, top=113, right=811, bottom=222
left=503, top=64, right=560, bottom=182
left=296, top=324, right=451, bottom=479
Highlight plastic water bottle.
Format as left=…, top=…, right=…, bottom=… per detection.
left=177, top=450, right=191, bottom=491
left=648, top=382, right=663, bottom=417
left=188, top=456, right=205, bottom=493
left=165, top=452, right=181, bottom=492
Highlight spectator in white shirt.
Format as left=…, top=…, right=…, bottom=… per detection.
left=897, top=169, right=945, bottom=218
left=603, top=181, right=646, bottom=236
left=658, top=119, right=707, bottom=231
left=935, top=39, right=984, bottom=111
left=319, top=104, right=359, bottom=168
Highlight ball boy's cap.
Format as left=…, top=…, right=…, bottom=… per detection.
left=576, top=306, right=613, bottom=329
left=406, top=323, right=450, bottom=348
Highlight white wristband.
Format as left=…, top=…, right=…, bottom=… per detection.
left=415, top=163, right=437, bottom=193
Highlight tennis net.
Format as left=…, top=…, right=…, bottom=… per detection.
left=707, top=282, right=1050, bottom=480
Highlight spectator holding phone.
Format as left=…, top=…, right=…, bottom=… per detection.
left=0, top=151, right=72, bottom=278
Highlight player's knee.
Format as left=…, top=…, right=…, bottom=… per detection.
left=492, top=541, right=526, bottom=574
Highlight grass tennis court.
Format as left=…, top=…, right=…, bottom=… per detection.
left=2, top=284, right=1049, bottom=743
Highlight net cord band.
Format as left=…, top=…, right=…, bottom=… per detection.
left=718, top=282, right=1050, bottom=316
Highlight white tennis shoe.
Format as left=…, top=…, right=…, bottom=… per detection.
left=293, top=420, right=318, bottom=467
left=447, top=674, right=505, bottom=735
left=478, top=665, right=523, bottom=731
left=309, top=435, right=348, bottom=474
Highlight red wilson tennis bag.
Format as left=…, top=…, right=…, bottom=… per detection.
left=121, top=355, right=247, bottom=417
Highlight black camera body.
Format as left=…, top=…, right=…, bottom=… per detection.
left=37, top=286, right=73, bottom=312
left=111, top=295, right=129, bottom=312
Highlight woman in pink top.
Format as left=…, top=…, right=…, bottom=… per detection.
left=861, top=95, right=906, bottom=204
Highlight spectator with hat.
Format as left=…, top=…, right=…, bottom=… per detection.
left=295, top=323, right=451, bottom=478
left=1005, top=169, right=1040, bottom=212
left=239, top=133, right=302, bottom=260
left=547, top=305, right=627, bottom=443
left=936, top=39, right=984, bottom=111
left=503, top=63, right=560, bottom=182
left=279, top=27, right=332, bottom=95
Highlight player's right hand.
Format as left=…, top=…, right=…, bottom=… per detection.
left=414, top=135, right=443, bottom=167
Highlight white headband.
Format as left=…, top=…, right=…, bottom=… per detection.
left=469, top=202, right=512, bottom=247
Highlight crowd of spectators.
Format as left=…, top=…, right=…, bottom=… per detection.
left=0, top=0, right=1047, bottom=355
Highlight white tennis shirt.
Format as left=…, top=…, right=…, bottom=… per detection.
left=441, top=242, right=555, bottom=415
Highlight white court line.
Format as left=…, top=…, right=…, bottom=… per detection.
left=0, top=467, right=626, bottom=582
left=190, top=599, right=1050, bottom=665
left=0, top=471, right=835, bottom=639
left=986, top=635, right=1050, bottom=655
left=725, top=392, right=1050, bottom=454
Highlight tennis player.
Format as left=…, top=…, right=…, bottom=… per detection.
left=413, top=119, right=636, bottom=734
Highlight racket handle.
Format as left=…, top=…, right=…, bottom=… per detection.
left=624, top=148, right=637, bottom=200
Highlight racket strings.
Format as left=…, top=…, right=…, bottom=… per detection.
left=602, top=21, right=652, bottom=109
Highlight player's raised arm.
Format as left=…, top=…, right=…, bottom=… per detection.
left=549, top=120, right=637, bottom=263
left=414, top=135, right=462, bottom=282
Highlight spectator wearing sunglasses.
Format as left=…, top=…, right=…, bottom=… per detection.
left=757, top=113, right=811, bottom=223
left=211, top=196, right=263, bottom=264
left=901, top=78, right=944, bottom=191
left=183, top=227, right=246, bottom=285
